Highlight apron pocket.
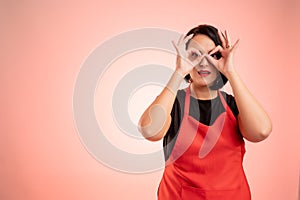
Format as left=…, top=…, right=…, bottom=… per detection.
left=181, top=185, right=239, bottom=200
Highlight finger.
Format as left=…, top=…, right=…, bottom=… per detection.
left=177, top=34, right=184, bottom=46
left=225, top=30, right=231, bottom=48
left=218, top=29, right=226, bottom=48
left=231, top=39, right=240, bottom=53
left=172, top=40, right=180, bottom=54
left=209, top=45, right=223, bottom=56
left=222, top=32, right=229, bottom=48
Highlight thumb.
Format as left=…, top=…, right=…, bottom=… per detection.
left=205, top=55, right=219, bottom=70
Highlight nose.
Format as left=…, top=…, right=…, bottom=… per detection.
left=199, top=55, right=209, bottom=66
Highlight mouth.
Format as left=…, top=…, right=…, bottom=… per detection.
left=197, top=70, right=211, bottom=77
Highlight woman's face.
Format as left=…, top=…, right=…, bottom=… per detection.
left=187, top=34, right=218, bottom=88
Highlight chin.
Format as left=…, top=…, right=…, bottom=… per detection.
left=191, top=77, right=211, bottom=85
left=191, top=81, right=210, bottom=88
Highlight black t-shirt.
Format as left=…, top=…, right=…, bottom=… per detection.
left=163, top=89, right=239, bottom=160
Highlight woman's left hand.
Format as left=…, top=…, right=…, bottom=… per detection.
left=208, top=30, right=272, bottom=142
left=206, top=30, right=240, bottom=78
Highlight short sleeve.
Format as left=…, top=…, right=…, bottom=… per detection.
left=223, top=92, right=239, bottom=117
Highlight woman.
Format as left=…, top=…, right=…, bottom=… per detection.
left=138, top=24, right=272, bottom=199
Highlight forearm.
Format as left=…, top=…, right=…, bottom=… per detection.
left=227, top=70, right=272, bottom=142
left=138, top=70, right=184, bottom=141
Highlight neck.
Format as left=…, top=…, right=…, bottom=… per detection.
left=190, top=84, right=218, bottom=100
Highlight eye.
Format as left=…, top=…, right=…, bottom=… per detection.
left=190, top=51, right=199, bottom=58
left=190, top=51, right=199, bottom=59
left=211, top=52, right=222, bottom=60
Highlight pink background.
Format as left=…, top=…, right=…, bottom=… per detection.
left=1, top=0, right=299, bottom=199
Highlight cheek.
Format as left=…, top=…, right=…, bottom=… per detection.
left=210, top=67, right=218, bottom=79
left=190, top=69, right=198, bottom=77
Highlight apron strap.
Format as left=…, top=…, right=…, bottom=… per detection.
left=218, top=90, right=228, bottom=109
left=184, top=86, right=191, bottom=115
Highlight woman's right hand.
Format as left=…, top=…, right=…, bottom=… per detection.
left=172, top=34, right=197, bottom=77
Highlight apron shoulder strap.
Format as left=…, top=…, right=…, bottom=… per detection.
left=184, top=86, right=191, bottom=115
left=218, top=90, right=228, bottom=109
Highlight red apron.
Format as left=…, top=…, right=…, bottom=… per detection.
left=157, top=86, right=251, bottom=200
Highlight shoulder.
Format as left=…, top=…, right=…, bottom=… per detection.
left=177, top=88, right=186, bottom=97
left=220, top=91, right=235, bottom=103
left=220, top=91, right=239, bottom=116
left=175, top=89, right=186, bottom=104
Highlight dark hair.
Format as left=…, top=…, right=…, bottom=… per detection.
left=184, top=24, right=228, bottom=90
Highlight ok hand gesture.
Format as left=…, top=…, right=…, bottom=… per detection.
left=172, top=34, right=199, bottom=77
left=207, top=30, right=240, bottom=78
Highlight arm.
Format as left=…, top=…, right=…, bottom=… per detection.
left=228, top=70, right=272, bottom=142
left=207, top=30, right=272, bottom=142
left=138, top=71, right=183, bottom=141
left=138, top=34, right=194, bottom=141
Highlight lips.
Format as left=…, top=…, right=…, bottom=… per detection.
left=198, top=70, right=211, bottom=77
